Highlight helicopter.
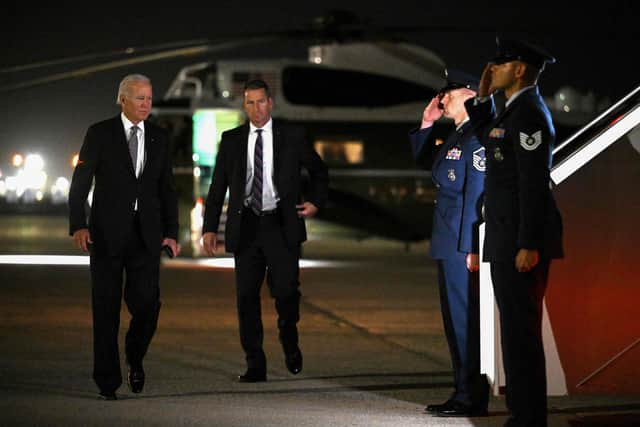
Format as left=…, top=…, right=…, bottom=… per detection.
left=1, top=10, right=599, bottom=246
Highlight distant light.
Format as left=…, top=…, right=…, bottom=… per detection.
left=190, top=198, right=204, bottom=232
left=312, top=56, right=322, bottom=64
left=35, top=190, right=44, bottom=201
left=71, top=153, right=79, bottom=168
left=222, top=90, right=230, bottom=98
left=12, top=153, right=23, bottom=167
left=192, top=153, right=200, bottom=162
left=193, top=166, right=201, bottom=178
left=5, top=176, right=17, bottom=191
left=563, top=105, right=571, bottom=112
left=24, top=154, right=44, bottom=172
left=55, top=176, right=70, bottom=190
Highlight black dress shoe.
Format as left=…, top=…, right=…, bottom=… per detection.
left=99, top=391, right=117, bottom=400
left=424, top=399, right=453, bottom=413
left=127, top=364, right=145, bottom=393
left=435, top=400, right=488, bottom=417
left=238, top=368, right=267, bottom=383
left=284, top=347, right=303, bottom=375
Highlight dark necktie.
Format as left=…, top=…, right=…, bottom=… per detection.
left=128, top=125, right=139, bottom=173
left=250, top=129, right=263, bottom=213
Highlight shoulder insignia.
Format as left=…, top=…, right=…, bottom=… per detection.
left=519, top=131, right=542, bottom=151
left=472, top=147, right=486, bottom=171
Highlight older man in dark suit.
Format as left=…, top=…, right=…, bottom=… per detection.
left=202, top=79, right=328, bottom=382
left=69, top=74, right=179, bottom=400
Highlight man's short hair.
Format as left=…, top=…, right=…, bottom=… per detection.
left=116, top=74, right=151, bottom=105
left=244, top=79, right=271, bottom=98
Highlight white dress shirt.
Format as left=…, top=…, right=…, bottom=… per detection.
left=121, top=113, right=145, bottom=210
left=245, top=119, right=279, bottom=211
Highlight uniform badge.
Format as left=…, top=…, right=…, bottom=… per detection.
left=489, top=127, right=506, bottom=138
left=494, top=147, right=504, bottom=162
left=445, top=147, right=462, bottom=160
left=448, top=169, right=456, bottom=181
left=473, top=147, right=486, bottom=171
left=520, top=130, right=542, bottom=151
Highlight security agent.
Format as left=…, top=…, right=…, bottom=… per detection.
left=464, top=38, right=564, bottom=427
left=408, top=69, right=489, bottom=417
left=202, top=79, right=328, bottom=383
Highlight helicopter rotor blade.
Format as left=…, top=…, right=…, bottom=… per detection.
left=0, top=36, right=279, bottom=93
left=0, top=39, right=211, bottom=74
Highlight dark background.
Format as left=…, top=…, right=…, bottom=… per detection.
left=2, top=2, right=639, bottom=180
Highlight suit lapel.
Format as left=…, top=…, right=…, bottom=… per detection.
left=238, top=124, right=250, bottom=186
left=140, top=124, right=157, bottom=179
left=272, top=120, right=282, bottom=181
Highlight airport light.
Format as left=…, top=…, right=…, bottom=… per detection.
left=24, top=153, right=44, bottom=172
left=51, top=176, right=70, bottom=204
left=12, top=153, right=23, bottom=167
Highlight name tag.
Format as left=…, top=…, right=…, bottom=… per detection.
left=445, top=148, right=462, bottom=160
left=489, top=127, right=506, bottom=138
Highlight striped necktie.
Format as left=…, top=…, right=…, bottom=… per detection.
left=250, top=129, right=263, bottom=213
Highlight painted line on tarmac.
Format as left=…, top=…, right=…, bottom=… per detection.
left=0, top=254, right=354, bottom=269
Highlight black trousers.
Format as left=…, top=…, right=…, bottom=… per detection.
left=89, top=215, right=161, bottom=392
left=491, top=259, right=550, bottom=427
left=233, top=209, right=301, bottom=370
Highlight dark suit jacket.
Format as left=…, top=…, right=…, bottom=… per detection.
left=68, top=115, right=179, bottom=255
left=202, top=120, right=328, bottom=253
left=465, top=87, right=563, bottom=261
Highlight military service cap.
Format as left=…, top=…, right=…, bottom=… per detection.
left=439, top=69, right=480, bottom=95
left=492, top=38, right=556, bottom=70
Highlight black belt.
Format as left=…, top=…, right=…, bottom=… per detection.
left=246, top=205, right=279, bottom=217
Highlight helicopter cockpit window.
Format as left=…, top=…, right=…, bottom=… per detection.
left=282, top=66, right=435, bottom=107
left=314, top=140, right=364, bottom=165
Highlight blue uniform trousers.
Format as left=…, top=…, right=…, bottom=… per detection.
left=437, top=251, right=482, bottom=406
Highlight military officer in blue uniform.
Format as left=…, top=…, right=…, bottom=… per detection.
left=464, top=39, right=564, bottom=427
left=408, top=69, right=488, bottom=417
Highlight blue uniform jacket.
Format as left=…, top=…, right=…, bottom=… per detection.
left=409, top=121, right=485, bottom=259
left=464, top=87, right=563, bottom=261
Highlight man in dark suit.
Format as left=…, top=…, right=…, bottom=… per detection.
left=464, top=39, right=564, bottom=427
left=68, top=74, right=179, bottom=400
left=202, top=79, right=328, bottom=382
left=409, top=70, right=488, bottom=417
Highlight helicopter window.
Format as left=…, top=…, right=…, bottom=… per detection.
left=314, top=140, right=364, bottom=165
left=281, top=66, right=435, bottom=107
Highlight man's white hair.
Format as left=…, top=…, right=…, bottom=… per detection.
left=116, top=74, right=151, bottom=105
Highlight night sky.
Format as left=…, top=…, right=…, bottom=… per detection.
left=2, top=2, right=639, bottom=180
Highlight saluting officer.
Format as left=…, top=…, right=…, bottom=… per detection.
left=409, top=69, right=489, bottom=417
left=464, top=38, right=564, bottom=427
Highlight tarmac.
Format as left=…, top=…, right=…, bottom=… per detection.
left=0, top=214, right=638, bottom=426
